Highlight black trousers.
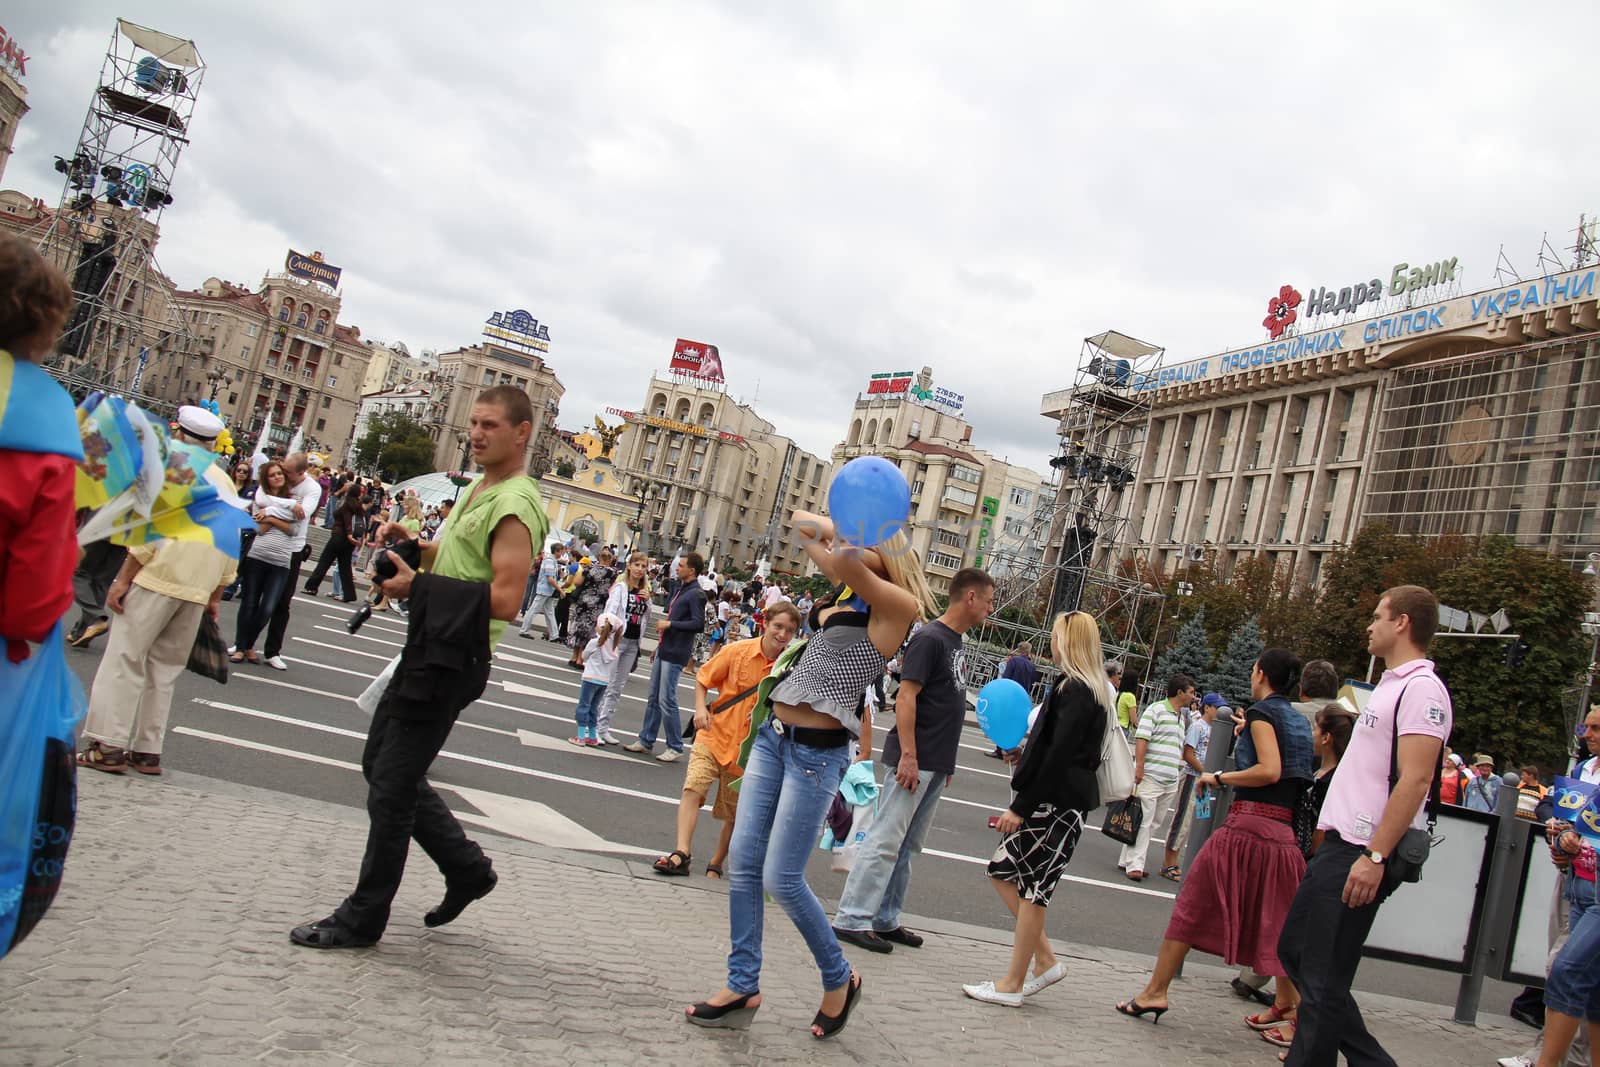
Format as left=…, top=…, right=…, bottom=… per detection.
left=304, top=537, right=356, bottom=601
left=71, top=539, right=127, bottom=629
left=1278, top=833, right=1399, bottom=1066
left=261, top=546, right=309, bottom=660
left=331, top=692, right=488, bottom=938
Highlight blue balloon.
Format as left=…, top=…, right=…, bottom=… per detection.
left=975, top=678, right=1031, bottom=750
left=827, top=456, right=911, bottom=547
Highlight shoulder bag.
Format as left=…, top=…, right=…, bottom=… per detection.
left=1385, top=679, right=1444, bottom=884
left=682, top=681, right=764, bottom=743
left=1097, top=695, right=1136, bottom=800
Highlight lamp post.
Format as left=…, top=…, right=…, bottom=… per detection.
left=206, top=365, right=227, bottom=401
left=452, top=430, right=473, bottom=503
left=632, top=482, right=656, bottom=556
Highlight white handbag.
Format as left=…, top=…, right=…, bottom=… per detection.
left=1096, top=704, right=1136, bottom=800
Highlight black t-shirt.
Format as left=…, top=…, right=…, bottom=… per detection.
left=624, top=587, right=650, bottom=640
left=880, top=620, right=968, bottom=776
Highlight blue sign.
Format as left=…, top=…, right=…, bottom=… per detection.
left=484, top=309, right=551, bottom=353
left=285, top=250, right=342, bottom=289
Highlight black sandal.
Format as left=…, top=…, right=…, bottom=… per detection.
left=705, top=863, right=724, bottom=879
left=685, top=991, right=760, bottom=1029
left=812, top=972, right=862, bottom=1039
left=653, top=850, right=692, bottom=877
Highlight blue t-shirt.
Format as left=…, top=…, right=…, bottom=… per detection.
left=1182, top=718, right=1211, bottom=777
left=538, top=555, right=561, bottom=596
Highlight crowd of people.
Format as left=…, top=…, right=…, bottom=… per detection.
left=5, top=230, right=1600, bottom=1062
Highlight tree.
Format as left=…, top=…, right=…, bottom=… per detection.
left=1205, top=615, right=1262, bottom=709
left=555, top=459, right=577, bottom=479
left=1152, top=607, right=1213, bottom=697
left=351, top=411, right=436, bottom=482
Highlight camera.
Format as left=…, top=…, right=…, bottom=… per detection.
left=348, top=537, right=424, bottom=634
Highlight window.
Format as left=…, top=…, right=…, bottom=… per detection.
left=1335, top=430, right=1348, bottom=459
left=227, top=392, right=238, bottom=405
left=327, top=376, right=337, bottom=388
left=296, top=313, right=308, bottom=327
left=910, top=479, right=924, bottom=496
left=481, top=369, right=495, bottom=385
left=314, top=321, right=326, bottom=334
left=315, top=418, right=326, bottom=431
left=321, top=397, right=331, bottom=409
left=333, top=352, right=343, bottom=366
left=928, top=550, right=962, bottom=571
left=950, top=465, right=982, bottom=485
left=943, top=485, right=978, bottom=507
left=1342, top=390, right=1357, bottom=422
left=1008, top=486, right=1032, bottom=508
left=240, top=346, right=251, bottom=360
left=266, top=356, right=279, bottom=370
left=937, top=529, right=965, bottom=549
left=278, top=307, right=290, bottom=322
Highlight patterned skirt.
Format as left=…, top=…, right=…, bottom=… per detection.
left=986, top=804, right=1084, bottom=907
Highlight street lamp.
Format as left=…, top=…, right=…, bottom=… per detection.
left=632, top=482, right=656, bottom=555
left=206, top=365, right=227, bottom=401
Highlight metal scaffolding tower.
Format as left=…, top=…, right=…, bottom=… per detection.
left=33, top=19, right=205, bottom=410
left=974, top=330, right=1167, bottom=687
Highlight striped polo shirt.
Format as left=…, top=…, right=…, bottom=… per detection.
left=1135, top=699, right=1186, bottom=786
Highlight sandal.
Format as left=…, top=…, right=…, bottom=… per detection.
left=1261, top=1021, right=1296, bottom=1048
left=1160, top=865, right=1182, bottom=882
left=705, top=863, right=724, bottom=879
left=811, top=972, right=862, bottom=1039
left=128, top=752, right=162, bottom=776
left=685, top=991, right=760, bottom=1029
left=653, top=849, right=692, bottom=877
left=77, top=741, right=128, bottom=774
left=1246, top=1004, right=1296, bottom=1031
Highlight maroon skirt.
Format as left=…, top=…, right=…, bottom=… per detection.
left=1164, top=809, right=1306, bottom=976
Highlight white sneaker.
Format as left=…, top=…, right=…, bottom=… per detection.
left=962, top=981, right=1023, bottom=1007
left=1497, top=1056, right=1535, bottom=1067
left=227, top=645, right=237, bottom=655
left=264, top=655, right=288, bottom=671
left=599, top=732, right=620, bottom=746
left=1021, top=962, right=1068, bottom=997
left=622, top=741, right=650, bottom=754
left=656, top=749, right=682, bottom=763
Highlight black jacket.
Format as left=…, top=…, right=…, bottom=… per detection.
left=385, top=572, right=492, bottom=721
left=656, top=579, right=707, bottom=666
left=1008, top=677, right=1107, bottom=818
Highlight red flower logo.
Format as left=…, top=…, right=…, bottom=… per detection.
left=1262, top=284, right=1302, bottom=339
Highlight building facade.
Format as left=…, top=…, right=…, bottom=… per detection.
left=170, top=272, right=372, bottom=458
left=831, top=367, right=1051, bottom=595
left=1104, top=263, right=1600, bottom=586
left=359, top=340, right=436, bottom=396
left=432, top=330, right=564, bottom=478
left=609, top=374, right=829, bottom=575
left=0, top=56, right=27, bottom=187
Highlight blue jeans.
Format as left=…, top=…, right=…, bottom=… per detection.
left=234, top=557, right=290, bottom=652
left=573, top=680, right=606, bottom=735
left=833, top=768, right=947, bottom=932
left=726, top=720, right=852, bottom=995
left=1547, top=875, right=1600, bottom=1021
left=635, top=656, right=686, bottom=751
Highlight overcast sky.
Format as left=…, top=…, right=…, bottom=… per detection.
left=8, top=3, right=1598, bottom=472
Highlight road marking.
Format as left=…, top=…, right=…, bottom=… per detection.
left=516, top=728, right=639, bottom=763
left=177, top=707, right=1154, bottom=898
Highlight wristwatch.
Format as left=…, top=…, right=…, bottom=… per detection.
left=1362, top=848, right=1386, bottom=865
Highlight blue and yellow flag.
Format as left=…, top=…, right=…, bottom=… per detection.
left=0, top=351, right=83, bottom=461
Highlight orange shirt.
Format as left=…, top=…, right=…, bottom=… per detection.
left=695, top=637, right=778, bottom=767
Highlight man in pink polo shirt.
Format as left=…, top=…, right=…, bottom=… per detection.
left=1278, top=584, right=1452, bottom=1066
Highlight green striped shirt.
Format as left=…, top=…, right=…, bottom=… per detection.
left=1135, top=700, right=1185, bottom=785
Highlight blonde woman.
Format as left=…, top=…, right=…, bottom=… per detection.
left=595, top=552, right=653, bottom=745
left=965, top=611, right=1111, bottom=1007
left=685, top=513, right=935, bottom=1039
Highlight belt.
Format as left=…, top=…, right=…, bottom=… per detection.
left=770, top=717, right=850, bottom=749
left=1231, top=799, right=1293, bottom=823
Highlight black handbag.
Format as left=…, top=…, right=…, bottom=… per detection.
left=1384, top=680, right=1443, bottom=884
left=1102, top=795, right=1143, bottom=845
left=185, top=612, right=229, bottom=684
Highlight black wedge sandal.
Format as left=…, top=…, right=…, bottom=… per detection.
left=811, top=972, right=862, bottom=1039
left=685, top=991, right=760, bottom=1029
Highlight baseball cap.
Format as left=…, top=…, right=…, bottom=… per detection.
left=1202, top=692, right=1226, bottom=707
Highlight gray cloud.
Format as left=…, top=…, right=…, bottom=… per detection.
left=7, top=2, right=1598, bottom=476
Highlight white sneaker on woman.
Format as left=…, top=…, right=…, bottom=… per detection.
left=1021, top=962, right=1068, bottom=997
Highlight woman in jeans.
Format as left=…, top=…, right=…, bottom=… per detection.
left=595, top=552, right=652, bottom=745
left=303, top=493, right=362, bottom=602
left=685, top=512, right=935, bottom=1039
left=230, top=461, right=298, bottom=664
left=964, top=610, right=1109, bottom=1007
left=1538, top=823, right=1600, bottom=1066
left=1117, top=648, right=1315, bottom=1024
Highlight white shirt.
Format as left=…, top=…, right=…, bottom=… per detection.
left=286, top=474, right=322, bottom=550
left=763, top=585, right=785, bottom=609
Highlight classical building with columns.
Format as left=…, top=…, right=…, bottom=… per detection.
left=608, top=375, right=829, bottom=575
left=1099, top=261, right=1600, bottom=586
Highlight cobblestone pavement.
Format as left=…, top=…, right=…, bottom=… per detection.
left=1, top=772, right=1523, bottom=1065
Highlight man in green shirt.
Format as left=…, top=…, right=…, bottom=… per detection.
left=291, top=386, right=549, bottom=949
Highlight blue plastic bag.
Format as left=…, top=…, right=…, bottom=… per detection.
left=0, top=622, right=86, bottom=958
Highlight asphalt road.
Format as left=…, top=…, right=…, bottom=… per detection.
left=60, top=588, right=1523, bottom=1015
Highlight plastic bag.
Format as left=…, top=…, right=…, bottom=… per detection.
left=0, top=623, right=87, bottom=957
left=1101, top=795, right=1143, bottom=846
left=832, top=799, right=877, bottom=873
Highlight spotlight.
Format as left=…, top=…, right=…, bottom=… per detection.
left=53, top=156, right=69, bottom=174
left=141, top=185, right=173, bottom=210
left=103, top=182, right=126, bottom=207
left=100, top=164, right=123, bottom=182
left=69, top=193, right=94, bottom=212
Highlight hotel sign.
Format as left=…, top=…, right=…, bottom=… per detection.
left=866, top=370, right=914, bottom=394
left=285, top=249, right=342, bottom=289
left=605, top=406, right=746, bottom=445
left=0, top=25, right=28, bottom=79
left=484, top=309, right=551, bottom=354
